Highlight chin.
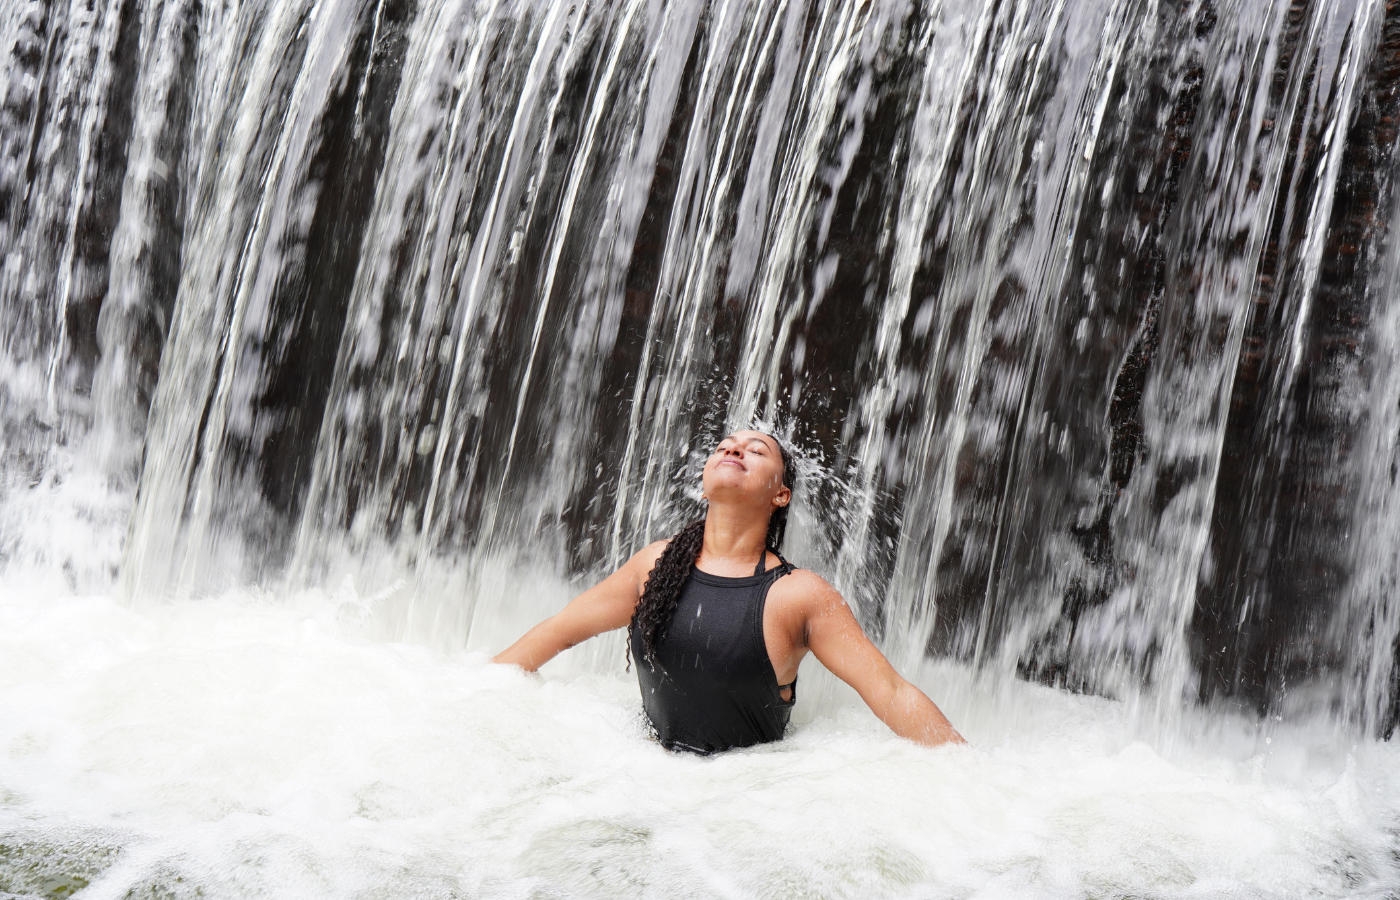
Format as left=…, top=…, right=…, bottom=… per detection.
left=703, top=473, right=749, bottom=495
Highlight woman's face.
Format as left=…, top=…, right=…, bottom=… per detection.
left=701, top=431, right=791, bottom=510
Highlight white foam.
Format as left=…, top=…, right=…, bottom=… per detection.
left=3, top=583, right=1398, bottom=899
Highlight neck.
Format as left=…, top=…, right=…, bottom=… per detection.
left=701, top=502, right=770, bottom=568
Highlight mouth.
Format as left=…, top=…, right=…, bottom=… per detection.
left=718, top=459, right=746, bottom=471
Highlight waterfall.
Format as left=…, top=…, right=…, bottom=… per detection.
left=4, top=0, right=1400, bottom=735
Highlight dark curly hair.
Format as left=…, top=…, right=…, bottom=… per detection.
left=629, top=435, right=798, bottom=666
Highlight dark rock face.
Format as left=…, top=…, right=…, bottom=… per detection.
left=1194, top=0, right=1400, bottom=714
left=252, top=0, right=417, bottom=524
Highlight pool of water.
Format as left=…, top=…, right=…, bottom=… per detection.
left=3, top=581, right=1398, bottom=900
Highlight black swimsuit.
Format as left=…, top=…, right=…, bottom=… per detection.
left=631, top=555, right=797, bottom=754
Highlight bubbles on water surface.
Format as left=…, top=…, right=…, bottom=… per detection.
left=2, top=581, right=1400, bottom=899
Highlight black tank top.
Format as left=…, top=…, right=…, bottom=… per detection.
left=631, top=555, right=797, bottom=754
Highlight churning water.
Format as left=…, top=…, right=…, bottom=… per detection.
left=5, top=583, right=1400, bottom=899
left=5, top=0, right=1400, bottom=895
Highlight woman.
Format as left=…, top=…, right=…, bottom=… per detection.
left=494, top=430, right=965, bottom=753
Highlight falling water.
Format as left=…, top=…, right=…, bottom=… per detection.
left=5, top=0, right=1400, bottom=895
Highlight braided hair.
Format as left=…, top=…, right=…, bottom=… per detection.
left=629, top=435, right=798, bottom=666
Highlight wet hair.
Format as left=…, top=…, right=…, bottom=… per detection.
left=629, top=434, right=797, bottom=666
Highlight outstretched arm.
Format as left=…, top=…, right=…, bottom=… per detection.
left=795, top=573, right=965, bottom=747
left=493, top=542, right=665, bottom=671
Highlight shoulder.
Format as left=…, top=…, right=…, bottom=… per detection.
left=621, top=539, right=669, bottom=578
left=769, top=567, right=846, bottom=614
left=633, top=539, right=670, bottom=566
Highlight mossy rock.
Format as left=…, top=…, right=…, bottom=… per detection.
left=118, top=868, right=205, bottom=900
left=0, top=833, right=121, bottom=900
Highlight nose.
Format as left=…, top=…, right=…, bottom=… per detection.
left=723, top=446, right=742, bottom=458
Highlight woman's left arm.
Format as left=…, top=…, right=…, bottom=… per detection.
left=790, top=572, right=966, bottom=747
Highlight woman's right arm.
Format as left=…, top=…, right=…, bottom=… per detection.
left=789, top=571, right=966, bottom=747
left=492, top=541, right=666, bottom=671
